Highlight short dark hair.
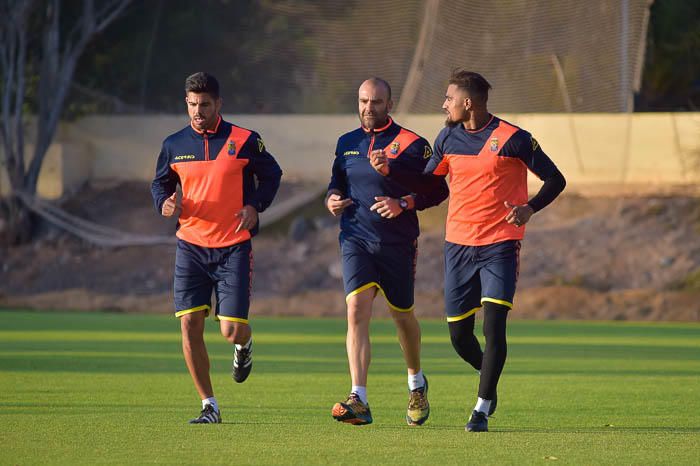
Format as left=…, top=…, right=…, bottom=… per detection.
left=366, top=77, right=392, bottom=100
left=185, top=72, right=220, bottom=98
left=449, top=70, right=491, bottom=103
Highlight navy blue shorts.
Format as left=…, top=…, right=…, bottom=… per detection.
left=340, top=234, right=417, bottom=312
left=444, top=240, right=520, bottom=322
left=174, top=239, right=252, bottom=323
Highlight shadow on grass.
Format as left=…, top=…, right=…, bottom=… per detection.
left=493, top=426, right=700, bottom=433
left=1, top=347, right=698, bottom=375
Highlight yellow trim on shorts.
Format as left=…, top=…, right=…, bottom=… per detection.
left=446, top=306, right=481, bottom=322
left=216, top=315, right=249, bottom=324
left=345, top=282, right=414, bottom=313
left=346, top=282, right=380, bottom=300
left=481, top=297, right=513, bottom=309
left=175, top=304, right=211, bottom=318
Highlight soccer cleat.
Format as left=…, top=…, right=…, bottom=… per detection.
left=406, top=375, right=430, bottom=426
left=188, top=404, right=221, bottom=424
left=466, top=410, right=488, bottom=432
left=232, top=339, right=253, bottom=383
left=331, top=393, right=373, bottom=425
left=489, top=390, right=497, bottom=416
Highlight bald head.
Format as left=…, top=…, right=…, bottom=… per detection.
left=361, top=78, right=391, bottom=100
left=358, top=77, right=393, bottom=130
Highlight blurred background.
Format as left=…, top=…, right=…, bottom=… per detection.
left=1, top=0, right=699, bottom=320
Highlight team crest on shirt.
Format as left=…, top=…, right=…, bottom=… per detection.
left=490, top=137, right=499, bottom=152
left=258, top=138, right=265, bottom=153
left=423, top=145, right=433, bottom=159
left=227, top=140, right=236, bottom=156
left=531, top=137, right=540, bottom=152
left=389, top=141, right=400, bottom=155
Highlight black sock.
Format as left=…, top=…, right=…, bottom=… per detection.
left=478, top=302, right=509, bottom=400
left=448, top=314, right=483, bottom=371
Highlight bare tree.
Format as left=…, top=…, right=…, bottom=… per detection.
left=0, top=0, right=131, bottom=244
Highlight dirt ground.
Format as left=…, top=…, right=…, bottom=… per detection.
left=1, top=181, right=699, bottom=321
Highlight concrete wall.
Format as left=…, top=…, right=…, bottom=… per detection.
left=403, top=113, right=700, bottom=188
left=68, top=114, right=362, bottom=183
left=0, top=131, right=91, bottom=199
left=3, top=113, right=699, bottom=199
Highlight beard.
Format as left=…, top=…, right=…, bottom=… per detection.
left=444, top=115, right=460, bottom=128
left=192, top=114, right=215, bottom=130
left=359, top=112, right=388, bottom=131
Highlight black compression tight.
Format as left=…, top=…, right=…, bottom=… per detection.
left=448, top=314, right=483, bottom=371
left=448, top=302, right=510, bottom=400
left=478, top=302, right=509, bottom=399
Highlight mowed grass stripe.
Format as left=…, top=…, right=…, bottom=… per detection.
left=2, top=329, right=699, bottom=348
left=0, top=311, right=698, bottom=465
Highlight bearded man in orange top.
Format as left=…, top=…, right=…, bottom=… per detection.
left=370, top=70, right=566, bottom=432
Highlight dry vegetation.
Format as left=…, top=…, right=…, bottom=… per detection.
left=1, top=182, right=699, bottom=321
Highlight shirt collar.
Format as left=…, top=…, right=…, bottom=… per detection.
left=361, top=116, right=393, bottom=134
left=463, top=114, right=495, bottom=134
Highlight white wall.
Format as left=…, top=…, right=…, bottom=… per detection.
left=3, top=113, right=699, bottom=199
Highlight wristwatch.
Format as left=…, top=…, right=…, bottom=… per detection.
left=398, top=198, right=409, bottom=211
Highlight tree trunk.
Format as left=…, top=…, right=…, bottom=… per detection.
left=0, top=0, right=132, bottom=245
left=0, top=195, right=32, bottom=246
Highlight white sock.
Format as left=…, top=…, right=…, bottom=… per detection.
left=203, top=396, right=219, bottom=413
left=351, top=386, right=367, bottom=404
left=408, top=370, right=425, bottom=391
left=474, top=397, right=491, bottom=415
left=235, top=337, right=252, bottom=350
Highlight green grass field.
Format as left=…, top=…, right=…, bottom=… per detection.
left=1, top=311, right=698, bottom=465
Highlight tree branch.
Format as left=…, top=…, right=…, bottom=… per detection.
left=25, top=0, right=132, bottom=193
left=94, top=0, right=132, bottom=33
left=0, top=1, right=35, bottom=191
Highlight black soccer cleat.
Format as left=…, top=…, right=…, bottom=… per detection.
left=189, top=404, right=221, bottom=424
left=232, top=339, right=253, bottom=383
left=466, top=410, right=488, bottom=432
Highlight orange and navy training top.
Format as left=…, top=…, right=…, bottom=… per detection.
left=151, top=116, right=282, bottom=248
left=433, top=116, right=561, bottom=245
left=328, top=117, right=449, bottom=244
left=389, top=115, right=563, bottom=246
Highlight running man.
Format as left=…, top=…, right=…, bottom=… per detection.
left=151, top=72, right=282, bottom=424
left=327, top=77, right=448, bottom=426
left=370, top=70, right=566, bottom=431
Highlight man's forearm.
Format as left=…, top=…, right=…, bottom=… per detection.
left=528, top=171, right=566, bottom=213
